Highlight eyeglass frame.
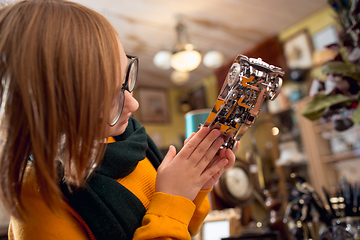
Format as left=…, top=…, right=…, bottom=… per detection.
left=109, top=54, right=138, bottom=127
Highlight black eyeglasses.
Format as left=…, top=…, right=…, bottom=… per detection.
left=109, top=55, right=138, bottom=126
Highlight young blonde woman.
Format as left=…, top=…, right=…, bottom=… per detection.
left=0, top=0, right=237, bottom=239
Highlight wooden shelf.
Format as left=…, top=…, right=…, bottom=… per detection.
left=295, top=97, right=342, bottom=204
left=322, top=149, right=360, bottom=163
left=0, top=225, right=7, bottom=236
left=295, top=97, right=360, bottom=205
left=314, top=122, right=333, bottom=133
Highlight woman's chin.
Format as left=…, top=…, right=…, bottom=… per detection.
left=115, top=121, right=128, bottom=136
left=107, top=120, right=128, bottom=137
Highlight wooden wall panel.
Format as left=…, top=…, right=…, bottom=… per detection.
left=214, top=36, right=286, bottom=91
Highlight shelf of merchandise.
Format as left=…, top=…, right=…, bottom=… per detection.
left=322, top=149, right=360, bottom=163
left=295, top=97, right=342, bottom=200
left=313, top=121, right=360, bottom=163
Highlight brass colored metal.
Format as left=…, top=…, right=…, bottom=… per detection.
left=201, top=54, right=284, bottom=149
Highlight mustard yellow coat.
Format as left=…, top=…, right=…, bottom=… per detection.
left=9, top=137, right=210, bottom=239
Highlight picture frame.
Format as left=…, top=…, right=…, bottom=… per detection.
left=312, top=25, right=339, bottom=50
left=189, top=86, right=207, bottom=110
left=194, top=208, right=242, bottom=240
left=283, top=30, right=314, bottom=69
left=136, top=88, right=170, bottom=124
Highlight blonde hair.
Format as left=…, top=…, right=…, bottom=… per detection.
left=0, top=0, right=120, bottom=218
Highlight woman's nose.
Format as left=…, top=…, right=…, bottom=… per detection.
left=123, top=90, right=139, bottom=113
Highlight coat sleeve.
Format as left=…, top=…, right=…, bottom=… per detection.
left=188, top=189, right=211, bottom=236
left=133, top=189, right=211, bottom=240
left=133, top=192, right=196, bottom=240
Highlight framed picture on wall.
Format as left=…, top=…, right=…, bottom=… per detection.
left=136, top=88, right=170, bottom=124
left=312, top=25, right=339, bottom=50
left=189, top=86, right=207, bottom=110
left=193, top=208, right=242, bottom=240
left=283, top=30, right=314, bottom=69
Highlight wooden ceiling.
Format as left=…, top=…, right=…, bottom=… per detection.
left=61, top=0, right=330, bottom=88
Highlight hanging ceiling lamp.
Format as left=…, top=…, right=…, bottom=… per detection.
left=170, top=21, right=201, bottom=72
left=203, top=50, right=225, bottom=69
left=153, top=18, right=225, bottom=85
left=153, top=50, right=172, bottom=70
left=170, top=70, right=190, bottom=85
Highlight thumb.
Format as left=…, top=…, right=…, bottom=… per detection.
left=218, top=148, right=226, bottom=159
left=161, top=145, right=176, bottom=167
left=233, top=141, right=240, bottom=153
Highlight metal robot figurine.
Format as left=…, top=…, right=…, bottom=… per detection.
left=201, top=54, right=284, bottom=149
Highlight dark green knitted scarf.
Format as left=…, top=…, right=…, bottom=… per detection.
left=60, top=117, right=163, bottom=240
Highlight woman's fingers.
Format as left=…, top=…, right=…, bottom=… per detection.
left=233, top=141, right=240, bottom=153
left=182, top=127, right=210, bottom=153
left=186, top=129, right=221, bottom=162
left=224, top=148, right=236, bottom=170
left=201, top=158, right=228, bottom=183
left=202, top=165, right=227, bottom=190
left=195, top=136, right=223, bottom=169
left=218, top=148, right=226, bottom=159
left=177, top=127, right=218, bottom=160
left=155, top=127, right=233, bottom=200
left=184, top=132, right=196, bottom=145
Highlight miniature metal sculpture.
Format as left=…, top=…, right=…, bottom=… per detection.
left=202, top=54, right=284, bottom=149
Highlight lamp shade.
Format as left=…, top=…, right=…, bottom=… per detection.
left=171, top=49, right=202, bottom=72
left=185, top=109, right=211, bottom=138
left=170, top=70, right=190, bottom=85
left=203, top=50, right=224, bottom=68
left=153, top=50, right=172, bottom=70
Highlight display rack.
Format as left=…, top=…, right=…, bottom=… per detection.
left=295, top=97, right=360, bottom=201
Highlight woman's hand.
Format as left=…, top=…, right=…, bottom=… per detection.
left=200, top=146, right=237, bottom=190
left=184, top=133, right=238, bottom=190
left=155, top=127, right=229, bottom=201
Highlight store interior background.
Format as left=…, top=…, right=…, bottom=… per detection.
left=130, top=4, right=360, bottom=240
left=1, top=0, right=360, bottom=239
